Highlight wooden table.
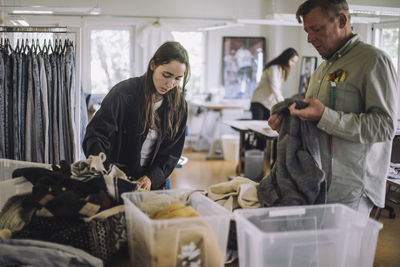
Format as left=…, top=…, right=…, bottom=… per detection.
left=224, top=120, right=278, bottom=176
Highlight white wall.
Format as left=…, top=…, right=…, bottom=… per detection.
left=3, top=0, right=399, bottom=142
left=1, top=0, right=394, bottom=98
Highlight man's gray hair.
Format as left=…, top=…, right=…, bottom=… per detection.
left=296, top=0, right=350, bottom=23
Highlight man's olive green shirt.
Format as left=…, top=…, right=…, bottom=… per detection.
left=306, top=34, right=398, bottom=207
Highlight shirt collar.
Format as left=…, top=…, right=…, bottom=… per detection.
left=327, top=34, right=360, bottom=62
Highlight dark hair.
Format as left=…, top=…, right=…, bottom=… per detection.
left=265, top=48, right=298, bottom=81
left=296, top=0, right=350, bottom=23
left=139, top=41, right=190, bottom=139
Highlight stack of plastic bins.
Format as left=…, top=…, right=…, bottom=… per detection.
left=122, top=189, right=231, bottom=267
left=0, top=159, right=51, bottom=210
left=234, top=204, right=382, bottom=267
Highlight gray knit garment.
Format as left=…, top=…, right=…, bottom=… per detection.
left=257, top=98, right=327, bottom=207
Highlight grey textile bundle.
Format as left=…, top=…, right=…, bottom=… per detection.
left=257, top=98, right=327, bottom=207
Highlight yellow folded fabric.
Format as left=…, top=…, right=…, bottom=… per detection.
left=150, top=203, right=200, bottom=220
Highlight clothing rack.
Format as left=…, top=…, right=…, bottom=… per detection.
left=0, top=26, right=68, bottom=33
left=0, top=26, right=83, bottom=164
left=0, top=26, right=76, bottom=50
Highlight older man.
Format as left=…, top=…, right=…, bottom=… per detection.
left=268, top=0, right=398, bottom=215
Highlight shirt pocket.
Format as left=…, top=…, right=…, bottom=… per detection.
left=335, top=82, right=363, bottom=113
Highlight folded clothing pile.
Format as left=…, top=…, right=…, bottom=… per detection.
left=0, top=153, right=138, bottom=263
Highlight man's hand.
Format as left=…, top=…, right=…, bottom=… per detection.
left=289, top=98, right=325, bottom=121
left=268, top=113, right=283, bottom=132
left=138, top=176, right=152, bottom=191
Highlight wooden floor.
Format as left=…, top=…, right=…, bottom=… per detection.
left=171, top=148, right=400, bottom=267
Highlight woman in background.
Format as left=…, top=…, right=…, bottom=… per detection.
left=83, top=41, right=190, bottom=190
left=249, top=48, right=298, bottom=152
left=250, top=48, right=299, bottom=121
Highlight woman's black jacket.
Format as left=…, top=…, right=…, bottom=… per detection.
left=83, top=76, right=187, bottom=189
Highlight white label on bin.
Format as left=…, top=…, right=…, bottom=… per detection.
left=269, top=207, right=306, bottom=217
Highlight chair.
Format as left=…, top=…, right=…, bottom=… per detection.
left=165, top=156, right=189, bottom=190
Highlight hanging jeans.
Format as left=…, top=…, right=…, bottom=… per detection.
left=44, top=53, right=54, bottom=164
left=4, top=53, right=12, bottom=159
left=16, top=53, right=24, bottom=160
left=0, top=52, right=5, bottom=158
left=11, top=52, right=20, bottom=160
left=32, top=53, right=45, bottom=163
left=50, top=54, right=60, bottom=163
left=39, top=54, right=50, bottom=163
left=20, top=54, right=28, bottom=161
left=25, top=54, right=34, bottom=162
left=65, top=44, right=76, bottom=163
left=57, top=54, right=66, bottom=162
left=1, top=39, right=76, bottom=164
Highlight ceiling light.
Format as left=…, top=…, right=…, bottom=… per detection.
left=12, top=10, right=53, bottom=15
left=237, top=18, right=301, bottom=27
left=197, top=22, right=244, bottom=31
left=237, top=13, right=301, bottom=26
left=3, top=5, right=101, bottom=15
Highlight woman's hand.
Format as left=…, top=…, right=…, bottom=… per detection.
left=138, top=176, right=152, bottom=191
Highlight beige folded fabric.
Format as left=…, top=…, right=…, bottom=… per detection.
left=207, top=177, right=260, bottom=211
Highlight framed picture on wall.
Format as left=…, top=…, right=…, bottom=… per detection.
left=222, top=36, right=266, bottom=99
left=298, top=56, right=318, bottom=93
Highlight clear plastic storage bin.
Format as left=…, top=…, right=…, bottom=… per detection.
left=122, top=189, right=231, bottom=267
left=0, top=177, right=33, bottom=210
left=234, top=204, right=382, bottom=267
left=0, top=159, right=51, bottom=209
left=0, top=158, right=50, bottom=181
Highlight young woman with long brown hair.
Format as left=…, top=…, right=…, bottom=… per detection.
left=83, top=41, right=190, bottom=190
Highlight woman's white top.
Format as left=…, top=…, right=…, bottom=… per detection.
left=140, top=99, right=163, bottom=167
left=251, top=65, right=284, bottom=110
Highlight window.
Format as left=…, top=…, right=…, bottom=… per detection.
left=373, top=24, right=400, bottom=72
left=90, top=29, right=132, bottom=94
left=172, top=31, right=205, bottom=97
